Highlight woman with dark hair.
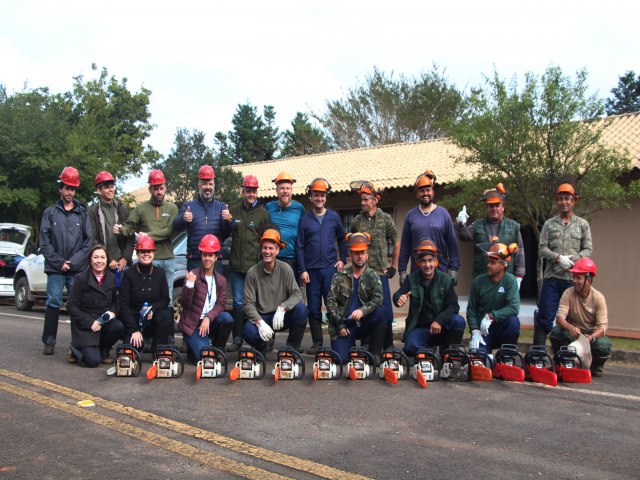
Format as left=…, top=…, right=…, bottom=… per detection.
left=67, top=244, right=125, bottom=367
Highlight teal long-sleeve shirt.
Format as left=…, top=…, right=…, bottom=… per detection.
left=466, top=272, right=520, bottom=332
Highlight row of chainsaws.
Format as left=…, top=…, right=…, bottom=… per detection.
left=107, top=343, right=592, bottom=386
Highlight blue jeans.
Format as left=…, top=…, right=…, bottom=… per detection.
left=479, top=315, right=520, bottom=354
left=403, top=314, right=466, bottom=357
left=183, top=311, right=233, bottom=361
left=45, top=272, right=74, bottom=309
left=536, top=278, right=573, bottom=334
left=331, top=307, right=386, bottom=364
left=153, top=258, right=175, bottom=305
left=380, top=274, right=393, bottom=325
left=243, top=302, right=308, bottom=348
left=230, top=271, right=246, bottom=312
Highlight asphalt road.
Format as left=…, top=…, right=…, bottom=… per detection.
left=0, top=304, right=638, bottom=480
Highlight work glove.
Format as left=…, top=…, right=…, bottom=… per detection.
left=456, top=205, right=469, bottom=225
left=558, top=255, right=574, bottom=270
left=480, top=314, right=493, bottom=336
left=448, top=269, right=458, bottom=286
left=399, top=271, right=407, bottom=286
left=257, top=320, right=274, bottom=342
left=516, top=277, right=523, bottom=290
left=469, top=330, right=486, bottom=350
left=272, top=305, right=286, bottom=331
left=385, top=266, right=396, bottom=279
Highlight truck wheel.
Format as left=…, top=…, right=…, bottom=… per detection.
left=15, top=277, right=34, bottom=311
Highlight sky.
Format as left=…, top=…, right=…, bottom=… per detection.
left=2, top=0, right=638, bottom=191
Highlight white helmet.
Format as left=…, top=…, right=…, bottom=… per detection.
left=569, top=333, right=592, bottom=369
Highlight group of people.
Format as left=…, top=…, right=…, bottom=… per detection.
left=39, top=164, right=611, bottom=377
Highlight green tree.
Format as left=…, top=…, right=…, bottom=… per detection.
left=315, top=66, right=462, bottom=149
left=605, top=70, right=640, bottom=115
left=443, top=66, right=638, bottom=241
left=280, top=112, right=331, bottom=157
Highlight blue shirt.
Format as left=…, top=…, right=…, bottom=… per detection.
left=265, top=199, right=305, bottom=260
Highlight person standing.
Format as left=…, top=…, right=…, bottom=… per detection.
left=173, top=165, right=230, bottom=271
left=88, top=171, right=134, bottom=285
left=398, top=169, right=460, bottom=286
left=296, top=178, right=347, bottom=354
left=536, top=183, right=592, bottom=346
left=456, top=183, right=525, bottom=287
left=225, top=175, right=269, bottom=352
left=40, top=166, right=92, bottom=355
left=113, top=169, right=178, bottom=304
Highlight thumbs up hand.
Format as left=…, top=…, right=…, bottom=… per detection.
left=222, top=203, right=232, bottom=221
left=456, top=205, right=469, bottom=225
left=183, top=205, right=193, bottom=223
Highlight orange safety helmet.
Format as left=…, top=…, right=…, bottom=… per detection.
left=555, top=183, right=579, bottom=200
left=199, top=234, right=221, bottom=253
left=148, top=169, right=166, bottom=186
left=272, top=171, right=296, bottom=184
left=569, top=257, right=597, bottom=277
left=485, top=242, right=518, bottom=262
left=306, top=177, right=332, bottom=194
left=241, top=175, right=259, bottom=189
left=415, top=239, right=439, bottom=268
left=59, top=166, right=80, bottom=187
left=135, top=235, right=156, bottom=251
left=260, top=228, right=285, bottom=249
left=414, top=169, right=436, bottom=189
left=95, top=170, right=115, bottom=187
left=198, top=165, right=215, bottom=180
left=346, top=232, right=371, bottom=251
left=350, top=180, right=383, bottom=200
left=481, top=183, right=507, bottom=204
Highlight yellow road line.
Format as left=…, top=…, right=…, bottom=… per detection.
left=0, top=380, right=288, bottom=480
left=0, top=369, right=370, bottom=480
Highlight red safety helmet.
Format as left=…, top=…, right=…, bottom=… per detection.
left=198, top=165, right=215, bottom=180
left=199, top=234, right=221, bottom=254
left=241, top=175, right=259, bottom=188
left=260, top=229, right=285, bottom=249
left=272, top=171, right=296, bottom=185
left=148, top=169, right=166, bottom=186
left=414, top=169, right=436, bottom=189
left=346, top=232, right=371, bottom=251
left=95, top=170, right=115, bottom=187
left=569, top=257, right=597, bottom=277
left=481, top=183, right=507, bottom=204
left=59, top=166, right=80, bottom=187
left=555, top=183, right=579, bottom=200
left=135, top=235, right=156, bottom=251
left=306, top=178, right=332, bottom=194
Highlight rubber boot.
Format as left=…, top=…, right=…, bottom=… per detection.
left=533, top=323, right=547, bottom=347
left=549, top=336, right=563, bottom=356
left=590, top=355, right=609, bottom=377
left=228, top=309, right=244, bottom=352
left=212, top=322, right=233, bottom=349
left=440, top=328, right=465, bottom=357
left=286, top=324, right=306, bottom=353
left=368, top=324, right=388, bottom=366
left=42, top=307, right=60, bottom=354
left=383, top=323, right=394, bottom=350
left=308, top=316, right=323, bottom=352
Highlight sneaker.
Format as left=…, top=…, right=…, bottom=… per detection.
left=306, top=343, right=322, bottom=355
left=66, top=349, right=77, bottom=363
left=101, top=355, right=114, bottom=365
left=227, top=341, right=242, bottom=353
left=43, top=344, right=55, bottom=355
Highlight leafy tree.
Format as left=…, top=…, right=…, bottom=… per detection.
left=0, top=65, right=158, bottom=236
left=442, top=66, right=639, bottom=241
left=214, top=103, right=281, bottom=163
left=315, top=66, right=462, bottom=149
left=280, top=112, right=331, bottom=157
left=605, top=70, right=640, bottom=115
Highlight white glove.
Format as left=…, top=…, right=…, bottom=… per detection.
left=272, top=305, right=286, bottom=331
left=558, top=255, right=574, bottom=270
left=257, top=320, right=274, bottom=342
left=480, top=314, right=493, bottom=336
left=456, top=205, right=469, bottom=225
left=516, top=277, right=523, bottom=290
left=469, top=330, right=486, bottom=350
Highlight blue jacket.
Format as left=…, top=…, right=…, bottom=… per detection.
left=296, top=209, right=347, bottom=271
left=173, top=197, right=230, bottom=261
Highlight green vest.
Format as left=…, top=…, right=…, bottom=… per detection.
left=472, top=218, right=520, bottom=277
left=403, top=269, right=453, bottom=340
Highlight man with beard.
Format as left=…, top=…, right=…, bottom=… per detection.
left=114, top=169, right=178, bottom=303
left=173, top=165, right=230, bottom=271
left=398, top=169, right=460, bottom=287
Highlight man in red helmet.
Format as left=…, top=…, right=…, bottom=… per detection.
left=40, top=167, right=93, bottom=355
left=88, top=171, right=134, bottom=283
left=114, top=169, right=178, bottom=304
left=550, top=258, right=611, bottom=377
left=173, top=165, right=230, bottom=271
left=536, top=183, right=592, bottom=347
left=225, top=175, right=270, bottom=352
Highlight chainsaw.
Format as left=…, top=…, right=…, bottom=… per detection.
left=146, top=345, right=185, bottom=379
left=196, top=347, right=228, bottom=380
left=554, top=346, right=592, bottom=383
left=412, top=348, right=440, bottom=388
left=313, top=347, right=343, bottom=380
left=378, top=349, right=410, bottom=384
left=347, top=347, right=376, bottom=380
left=230, top=347, right=266, bottom=381
left=468, top=348, right=493, bottom=382
left=493, top=344, right=525, bottom=382
left=524, top=346, right=558, bottom=386
left=440, top=344, right=470, bottom=382
left=107, top=344, right=142, bottom=377
left=273, top=346, right=305, bottom=381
